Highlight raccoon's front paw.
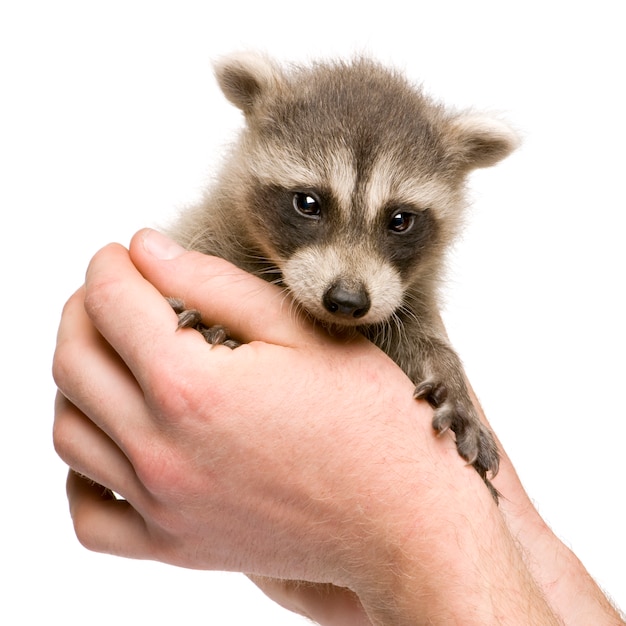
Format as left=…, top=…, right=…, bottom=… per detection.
left=414, top=380, right=500, bottom=500
left=167, top=297, right=240, bottom=349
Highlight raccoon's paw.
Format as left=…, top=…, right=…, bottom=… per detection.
left=414, top=381, right=500, bottom=501
left=413, top=380, right=448, bottom=408
left=167, top=297, right=240, bottom=349
left=198, top=325, right=241, bottom=349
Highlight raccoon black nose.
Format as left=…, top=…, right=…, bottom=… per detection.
left=323, top=283, right=371, bottom=319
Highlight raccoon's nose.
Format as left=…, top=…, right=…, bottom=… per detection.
left=323, top=283, right=371, bottom=319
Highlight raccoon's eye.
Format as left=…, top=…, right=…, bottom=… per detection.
left=293, top=192, right=321, bottom=219
left=388, top=211, right=416, bottom=233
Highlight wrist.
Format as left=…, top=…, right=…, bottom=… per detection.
left=478, top=446, right=624, bottom=624
left=249, top=578, right=371, bottom=626
left=506, top=510, right=624, bottom=625
left=345, top=412, right=559, bottom=625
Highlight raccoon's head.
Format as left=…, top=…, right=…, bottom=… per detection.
left=214, top=52, right=518, bottom=327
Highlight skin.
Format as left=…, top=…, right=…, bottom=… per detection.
left=52, top=229, right=624, bottom=625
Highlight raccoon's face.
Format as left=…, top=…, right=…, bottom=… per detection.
left=281, top=189, right=438, bottom=326
left=230, top=67, right=457, bottom=327
left=244, top=157, right=449, bottom=328
left=215, top=53, right=519, bottom=327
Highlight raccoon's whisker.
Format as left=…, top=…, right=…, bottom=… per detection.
left=390, top=313, right=409, bottom=348
left=365, top=317, right=402, bottom=357
left=279, top=289, right=307, bottom=327
left=255, top=268, right=283, bottom=280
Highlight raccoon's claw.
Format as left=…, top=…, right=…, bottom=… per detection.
left=199, top=325, right=241, bottom=349
left=432, top=403, right=499, bottom=471
left=415, top=381, right=500, bottom=501
left=176, top=307, right=203, bottom=330
left=167, top=297, right=194, bottom=325
left=167, top=297, right=240, bottom=349
left=414, top=380, right=448, bottom=409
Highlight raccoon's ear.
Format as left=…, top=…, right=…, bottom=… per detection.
left=214, top=52, right=281, bottom=114
left=446, top=113, right=520, bottom=171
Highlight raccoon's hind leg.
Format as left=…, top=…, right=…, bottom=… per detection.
left=167, top=297, right=241, bottom=349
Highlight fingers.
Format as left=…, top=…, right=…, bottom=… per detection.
left=128, top=229, right=320, bottom=347
left=53, top=392, right=145, bottom=504
left=78, top=241, right=237, bottom=426
left=53, top=285, right=159, bottom=452
left=81, top=242, right=215, bottom=373
left=66, top=470, right=153, bottom=559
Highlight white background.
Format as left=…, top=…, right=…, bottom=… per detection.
left=1, top=1, right=624, bottom=623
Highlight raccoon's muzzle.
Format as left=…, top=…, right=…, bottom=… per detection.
left=323, top=281, right=371, bottom=319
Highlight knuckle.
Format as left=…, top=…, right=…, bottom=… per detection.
left=143, top=354, right=225, bottom=422
left=142, top=361, right=191, bottom=416
left=51, top=340, right=77, bottom=390
left=51, top=413, right=70, bottom=462
left=83, top=274, right=117, bottom=323
left=51, top=336, right=94, bottom=406
left=52, top=398, right=84, bottom=470
left=131, top=443, right=192, bottom=524
left=83, top=244, right=129, bottom=321
left=135, top=449, right=178, bottom=497
left=71, top=505, right=105, bottom=553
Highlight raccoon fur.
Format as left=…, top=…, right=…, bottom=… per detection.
left=169, top=52, right=519, bottom=496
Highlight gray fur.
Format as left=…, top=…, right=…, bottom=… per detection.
left=171, top=53, right=519, bottom=496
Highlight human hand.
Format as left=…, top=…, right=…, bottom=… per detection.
left=52, top=230, right=467, bottom=613
left=52, top=229, right=573, bottom=625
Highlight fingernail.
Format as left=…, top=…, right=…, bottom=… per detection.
left=142, top=229, right=185, bottom=260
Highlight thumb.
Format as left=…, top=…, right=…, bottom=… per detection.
left=129, top=228, right=315, bottom=346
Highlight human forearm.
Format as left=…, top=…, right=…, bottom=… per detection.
left=350, top=445, right=560, bottom=625
left=471, top=384, right=625, bottom=625
left=245, top=415, right=561, bottom=626
left=493, top=450, right=625, bottom=625
left=257, top=392, right=625, bottom=626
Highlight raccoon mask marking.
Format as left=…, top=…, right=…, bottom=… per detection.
left=170, top=52, right=519, bottom=498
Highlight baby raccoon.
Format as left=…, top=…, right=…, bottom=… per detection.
left=170, top=52, right=519, bottom=496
